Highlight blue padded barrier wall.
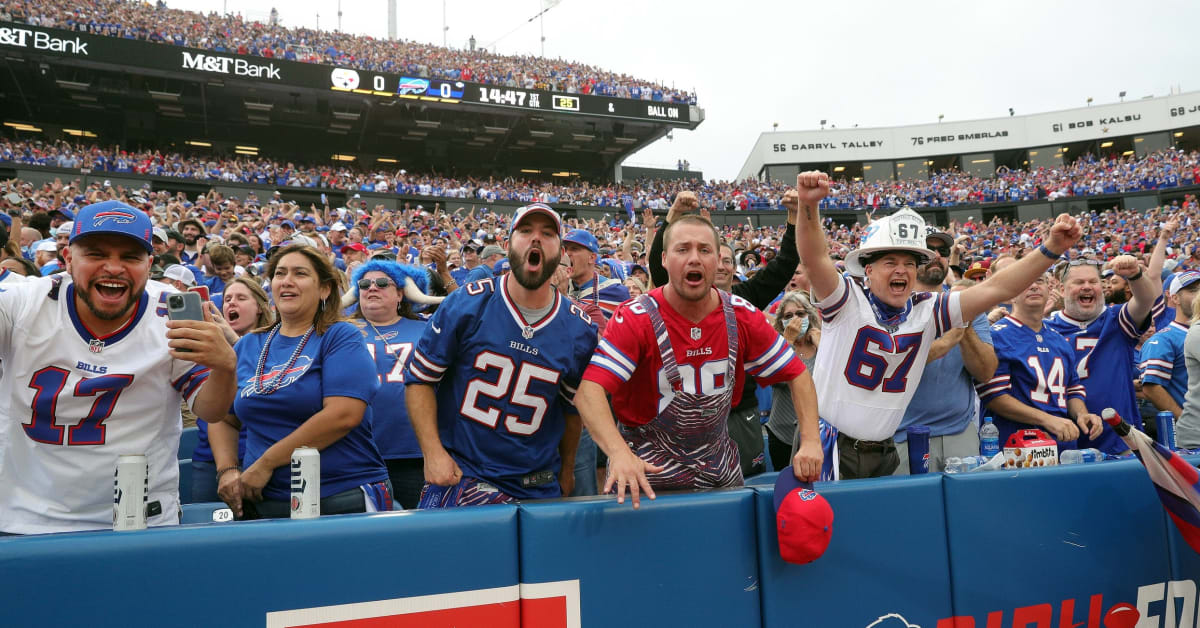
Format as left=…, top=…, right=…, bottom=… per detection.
left=753, top=473, right=954, bottom=628
left=518, top=490, right=761, bottom=628
left=942, top=459, right=1173, bottom=627
left=0, top=507, right=521, bottom=628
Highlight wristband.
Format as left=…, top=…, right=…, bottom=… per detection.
left=1037, top=243, right=1061, bottom=260
left=216, top=466, right=240, bottom=479
left=1128, top=270, right=1143, bottom=282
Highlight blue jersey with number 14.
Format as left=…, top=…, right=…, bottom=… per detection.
left=406, top=276, right=598, bottom=499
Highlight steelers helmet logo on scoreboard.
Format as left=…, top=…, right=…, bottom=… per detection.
left=330, top=68, right=361, bottom=90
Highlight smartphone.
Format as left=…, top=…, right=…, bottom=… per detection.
left=167, top=291, right=205, bottom=322
left=188, top=285, right=210, bottom=302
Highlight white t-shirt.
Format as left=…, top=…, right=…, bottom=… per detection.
left=812, top=277, right=964, bottom=440
left=0, top=276, right=210, bottom=534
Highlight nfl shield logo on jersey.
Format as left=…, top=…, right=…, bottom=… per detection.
left=690, top=327, right=701, bottom=340
left=89, top=339, right=104, bottom=354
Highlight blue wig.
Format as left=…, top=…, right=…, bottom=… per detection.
left=350, top=259, right=430, bottom=296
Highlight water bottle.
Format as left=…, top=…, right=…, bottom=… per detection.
left=980, top=417, right=1001, bottom=458
left=1060, top=448, right=1103, bottom=465
left=960, top=456, right=981, bottom=473
left=944, top=457, right=962, bottom=474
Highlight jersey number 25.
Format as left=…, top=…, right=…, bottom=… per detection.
left=461, top=352, right=560, bottom=435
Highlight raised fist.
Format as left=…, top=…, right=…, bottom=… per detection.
left=794, top=171, right=831, bottom=206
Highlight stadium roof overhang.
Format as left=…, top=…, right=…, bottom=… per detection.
left=0, top=21, right=703, bottom=180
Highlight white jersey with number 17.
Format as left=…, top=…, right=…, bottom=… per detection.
left=0, top=276, right=210, bottom=534
left=812, top=277, right=963, bottom=441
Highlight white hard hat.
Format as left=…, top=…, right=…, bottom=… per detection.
left=844, top=208, right=936, bottom=276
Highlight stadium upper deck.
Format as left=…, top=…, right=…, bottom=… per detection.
left=0, top=5, right=703, bottom=181
left=739, top=90, right=1200, bottom=185
left=1, top=0, right=696, bottom=103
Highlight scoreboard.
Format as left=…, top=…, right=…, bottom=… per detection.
left=0, top=22, right=696, bottom=126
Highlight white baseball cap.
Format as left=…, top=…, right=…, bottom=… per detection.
left=162, top=264, right=196, bottom=287
left=844, top=208, right=936, bottom=276
left=36, top=240, right=58, bottom=253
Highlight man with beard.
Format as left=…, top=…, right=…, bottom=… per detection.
left=0, top=200, right=236, bottom=534
left=892, top=229, right=997, bottom=473
left=575, top=214, right=822, bottom=508
left=1140, top=271, right=1200, bottom=420
left=1044, top=240, right=1166, bottom=455
left=176, top=218, right=206, bottom=265
left=1102, top=269, right=1130, bottom=305
left=406, top=203, right=598, bottom=507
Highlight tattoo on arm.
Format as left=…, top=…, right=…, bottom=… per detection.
left=804, top=206, right=813, bottom=221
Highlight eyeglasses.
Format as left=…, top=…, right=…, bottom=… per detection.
left=1067, top=259, right=1103, bottom=267
left=357, top=278, right=395, bottom=290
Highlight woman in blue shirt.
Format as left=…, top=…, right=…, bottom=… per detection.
left=230, top=244, right=390, bottom=518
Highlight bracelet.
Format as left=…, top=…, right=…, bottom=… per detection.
left=1128, top=270, right=1143, bottom=282
left=1037, top=244, right=1060, bottom=260
left=216, top=466, right=240, bottom=479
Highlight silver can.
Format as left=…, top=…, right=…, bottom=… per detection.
left=290, top=447, right=320, bottom=519
left=113, top=454, right=148, bottom=531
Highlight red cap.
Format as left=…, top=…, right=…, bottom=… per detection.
left=397, top=228, right=409, bottom=237
left=341, top=242, right=367, bottom=253
left=773, top=471, right=833, bottom=565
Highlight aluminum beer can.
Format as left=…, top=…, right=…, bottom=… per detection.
left=113, top=454, right=148, bottom=531
left=290, top=447, right=320, bottom=519
left=906, top=426, right=931, bottom=474
left=1157, top=411, right=1178, bottom=451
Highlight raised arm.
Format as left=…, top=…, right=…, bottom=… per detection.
left=958, top=214, right=1083, bottom=322
left=793, top=172, right=841, bottom=301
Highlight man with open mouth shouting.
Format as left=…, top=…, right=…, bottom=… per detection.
left=406, top=203, right=599, bottom=507
left=793, top=171, right=1087, bottom=480
left=575, top=213, right=822, bottom=509
left=0, top=200, right=237, bottom=534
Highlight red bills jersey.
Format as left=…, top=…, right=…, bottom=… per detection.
left=584, top=288, right=803, bottom=426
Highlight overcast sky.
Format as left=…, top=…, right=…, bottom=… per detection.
left=169, top=0, right=1200, bottom=181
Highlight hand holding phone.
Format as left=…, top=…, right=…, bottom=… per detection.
left=167, top=291, right=205, bottom=323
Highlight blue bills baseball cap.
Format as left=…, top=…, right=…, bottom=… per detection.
left=563, top=228, right=599, bottom=254
left=70, top=200, right=154, bottom=253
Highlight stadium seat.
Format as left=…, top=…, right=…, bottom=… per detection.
left=178, top=426, right=198, bottom=460
left=178, top=459, right=192, bottom=505
left=181, top=502, right=234, bottom=525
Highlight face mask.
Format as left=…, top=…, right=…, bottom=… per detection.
left=798, top=316, right=810, bottom=337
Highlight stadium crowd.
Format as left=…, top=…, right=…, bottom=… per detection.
left=0, top=0, right=696, bottom=103
left=4, top=138, right=1200, bottom=212
left=3, top=163, right=1200, bottom=535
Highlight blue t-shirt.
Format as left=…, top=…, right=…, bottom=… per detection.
left=405, top=276, right=598, bottom=499
left=1140, top=321, right=1190, bottom=408
left=233, top=321, right=386, bottom=500
left=1045, top=299, right=1163, bottom=453
left=896, top=312, right=993, bottom=441
left=977, top=316, right=1085, bottom=449
left=356, top=317, right=428, bottom=460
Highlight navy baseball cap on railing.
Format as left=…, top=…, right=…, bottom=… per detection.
left=70, top=200, right=154, bottom=253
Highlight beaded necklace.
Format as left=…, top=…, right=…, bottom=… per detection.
left=253, top=322, right=316, bottom=395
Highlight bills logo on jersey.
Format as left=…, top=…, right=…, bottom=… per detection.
left=91, top=210, right=138, bottom=226
left=241, top=355, right=313, bottom=397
